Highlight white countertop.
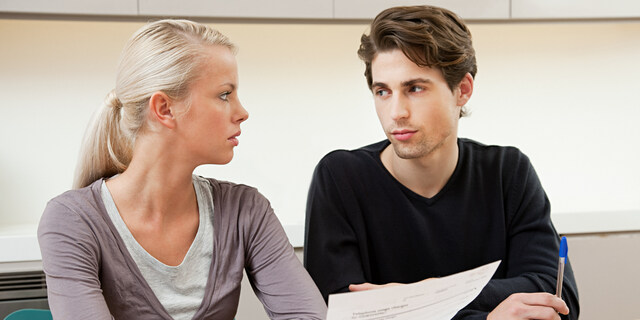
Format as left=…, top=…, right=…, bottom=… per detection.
left=1, top=210, right=638, bottom=263
left=0, top=223, right=42, bottom=263
left=551, top=210, right=640, bottom=235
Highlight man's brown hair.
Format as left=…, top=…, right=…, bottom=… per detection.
left=358, top=5, right=477, bottom=117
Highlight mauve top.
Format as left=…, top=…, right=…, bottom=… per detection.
left=38, top=177, right=327, bottom=320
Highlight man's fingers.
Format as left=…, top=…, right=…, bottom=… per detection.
left=348, top=282, right=402, bottom=292
left=348, top=283, right=375, bottom=291
left=489, top=292, right=569, bottom=320
left=521, top=304, right=563, bottom=320
left=516, top=292, right=569, bottom=315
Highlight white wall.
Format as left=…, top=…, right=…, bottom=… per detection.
left=1, top=18, right=639, bottom=240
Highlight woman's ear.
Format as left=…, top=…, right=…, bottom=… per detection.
left=456, top=73, right=474, bottom=107
left=148, top=91, right=176, bottom=129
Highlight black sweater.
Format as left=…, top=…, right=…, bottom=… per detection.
left=304, top=138, right=579, bottom=319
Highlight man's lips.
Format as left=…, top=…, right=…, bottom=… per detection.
left=391, top=129, right=416, bottom=141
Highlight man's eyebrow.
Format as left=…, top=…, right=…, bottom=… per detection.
left=401, top=78, right=432, bottom=87
left=371, top=78, right=433, bottom=88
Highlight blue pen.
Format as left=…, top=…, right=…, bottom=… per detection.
left=556, top=236, right=568, bottom=298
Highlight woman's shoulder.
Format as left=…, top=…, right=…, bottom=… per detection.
left=43, top=180, right=101, bottom=214
left=195, top=176, right=277, bottom=239
left=37, top=180, right=110, bottom=263
left=196, top=175, right=257, bottom=193
left=195, top=176, right=269, bottom=208
left=38, top=180, right=107, bottom=236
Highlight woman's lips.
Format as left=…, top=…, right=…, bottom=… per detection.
left=228, top=131, right=241, bottom=146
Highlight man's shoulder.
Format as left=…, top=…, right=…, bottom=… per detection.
left=319, top=140, right=387, bottom=165
left=459, top=138, right=530, bottom=165
left=313, top=140, right=388, bottom=181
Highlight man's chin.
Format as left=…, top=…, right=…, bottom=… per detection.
left=391, top=143, right=425, bottom=160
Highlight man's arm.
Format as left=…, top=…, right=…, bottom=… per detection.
left=349, top=283, right=569, bottom=320
left=304, top=155, right=368, bottom=302
left=456, top=152, right=579, bottom=319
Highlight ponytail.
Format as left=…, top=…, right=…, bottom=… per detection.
left=72, top=90, right=132, bottom=189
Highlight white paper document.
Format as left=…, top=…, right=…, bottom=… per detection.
left=326, top=260, right=501, bottom=320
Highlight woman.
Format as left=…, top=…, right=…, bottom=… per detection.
left=37, top=20, right=326, bottom=320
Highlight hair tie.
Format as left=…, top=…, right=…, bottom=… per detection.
left=114, top=97, right=123, bottom=110
left=107, top=90, right=122, bottom=111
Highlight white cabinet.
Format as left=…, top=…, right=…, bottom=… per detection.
left=512, top=0, right=640, bottom=19
left=0, top=0, right=137, bottom=15
left=2, top=0, right=639, bottom=21
left=138, top=0, right=333, bottom=19
left=333, top=0, right=510, bottom=20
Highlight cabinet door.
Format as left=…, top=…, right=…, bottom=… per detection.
left=334, top=0, right=510, bottom=20
left=0, top=0, right=137, bottom=15
left=512, top=0, right=640, bottom=19
left=139, top=0, right=333, bottom=19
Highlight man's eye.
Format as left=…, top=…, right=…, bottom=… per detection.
left=409, top=86, right=424, bottom=93
left=375, top=89, right=389, bottom=97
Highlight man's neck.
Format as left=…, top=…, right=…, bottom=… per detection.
left=381, top=138, right=459, bottom=199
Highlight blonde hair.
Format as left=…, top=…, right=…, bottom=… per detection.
left=73, top=19, right=235, bottom=189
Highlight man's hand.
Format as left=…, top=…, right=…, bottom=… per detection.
left=348, top=282, right=402, bottom=291
left=487, top=292, right=569, bottom=320
left=349, top=278, right=435, bottom=292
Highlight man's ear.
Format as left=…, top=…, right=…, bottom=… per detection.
left=148, top=91, right=176, bottom=129
left=456, top=73, right=474, bottom=107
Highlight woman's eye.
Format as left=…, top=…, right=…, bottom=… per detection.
left=220, top=92, right=230, bottom=101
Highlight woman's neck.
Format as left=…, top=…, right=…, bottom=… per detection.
left=105, top=134, right=198, bottom=223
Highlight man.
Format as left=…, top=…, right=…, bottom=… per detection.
left=304, top=5, right=579, bottom=320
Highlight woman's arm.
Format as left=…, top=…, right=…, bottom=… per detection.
left=38, top=200, right=114, bottom=320
left=242, top=191, right=327, bottom=320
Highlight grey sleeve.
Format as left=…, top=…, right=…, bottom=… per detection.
left=242, top=191, right=327, bottom=320
left=37, top=200, right=114, bottom=320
